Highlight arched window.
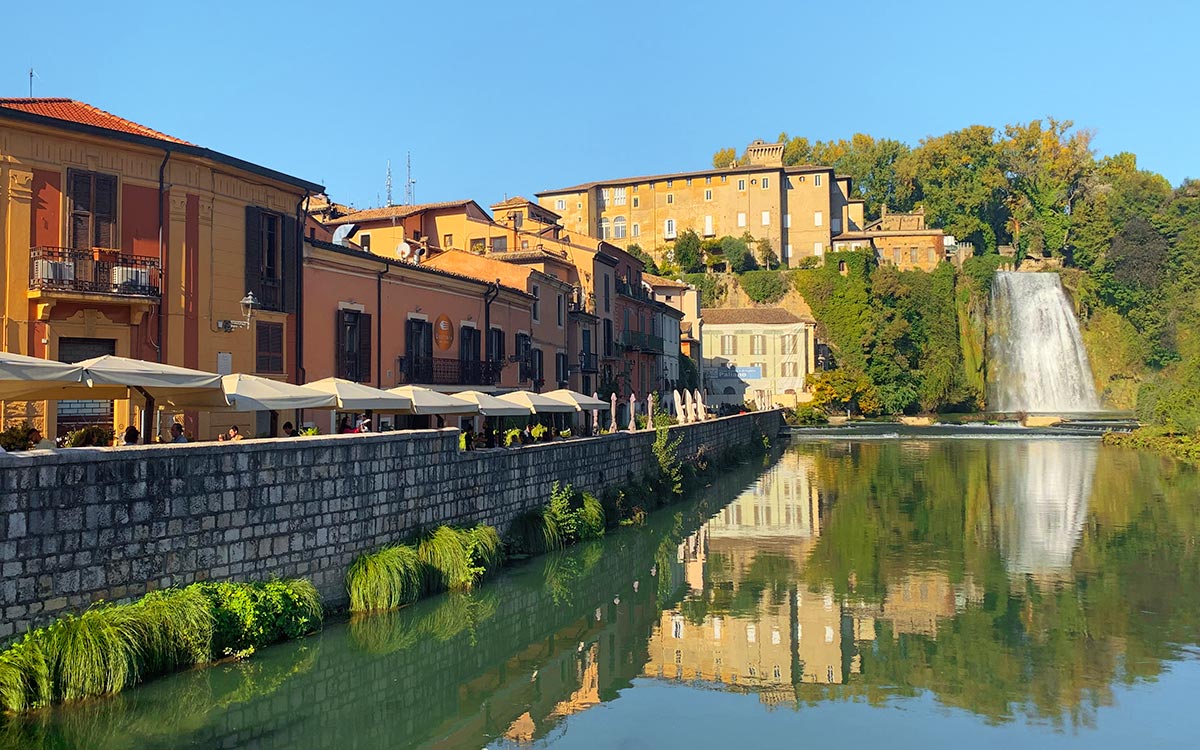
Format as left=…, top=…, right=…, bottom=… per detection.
left=600, top=218, right=611, bottom=240
left=613, top=216, right=627, bottom=239
left=723, top=386, right=736, bottom=395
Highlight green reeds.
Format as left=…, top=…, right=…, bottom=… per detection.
left=579, top=492, right=606, bottom=539
left=466, top=524, right=504, bottom=577
left=132, top=587, right=214, bottom=673
left=348, top=590, right=499, bottom=655
left=509, top=507, right=564, bottom=556
left=346, top=544, right=424, bottom=613
left=417, top=526, right=476, bottom=591
left=45, top=606, right=142, bottom=703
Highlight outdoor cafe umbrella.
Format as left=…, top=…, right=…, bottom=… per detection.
left=388, top=385, right=479, bottom=416
left=304, top=378, right=413, bottom=412
left=0, top=352, right=85, bottom=399
left=454, top=390, right=533, bottom=417
left=219, top=374, right=337, bottom=412
left=540, top=389, right=608, bottom=411
left=609, top=392, right=618, bottom=432
left=495, top=390, right=577, bottom=414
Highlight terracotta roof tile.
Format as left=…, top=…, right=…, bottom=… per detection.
left=0, top=98, right=191, bottom=144
left=701, top=307, right=811, bottom=325
left=643, top=272, right=690, bottom=289
left=326, top=200, right=475, bottom=225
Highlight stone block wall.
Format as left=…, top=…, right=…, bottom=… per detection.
left=0, top=410, right=779, bottom=641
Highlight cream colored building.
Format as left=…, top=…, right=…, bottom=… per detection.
left=701, top=307, right=817, bottom=409
left=536, top=140, right=866, bottom=268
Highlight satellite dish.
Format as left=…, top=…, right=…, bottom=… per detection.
left=396, top=241, right=414, bottom=261
left=331, top=223, right=356, bottom=246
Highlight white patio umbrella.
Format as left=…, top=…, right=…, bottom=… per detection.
left=646, top=393, right=655, bottom=429
left=684, top=389, right=695, bottom=424
left=388, top=385, right=478, bottom=416
left=220, top=374, right=337, bottom=412
left=496, top=390, right=577, bottom=414
left=592, top=392, right=601, bottom=433
left=627, top=393, right=637, bottom=431
left=455, top=390, right=534, bottom=417
left=541, top=389, right=608, bottom=411
left=304, top=378, right=413, bottom=411
left=609, top=392, right=618, bottom=432
left=673, top=389, right=687, bottom=423
left=0, top=352, right=85, bottom=399
left=693, top=389, right=706, bottom=421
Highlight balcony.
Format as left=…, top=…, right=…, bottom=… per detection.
left=579, top=351, right=599, bottom=373
left=615, top=279, right=649, bottom=302
left=397, top=355, right=503, bottom=386
left=620, top=330, right=665, bottom=353
left=29, top=247, right=160, bottom=299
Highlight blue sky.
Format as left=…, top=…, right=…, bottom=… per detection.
left=4, top=1, right=1195, bottom=210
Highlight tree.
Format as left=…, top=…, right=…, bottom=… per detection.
left=809, top=369, right=879, bottom=416
left=626, top=243, right=659, bottom=275
left=712, top=147, right=738, bottom=169
left=722, top=235, right=757, bottom=273
left=757, top=238, right=778, bottom=270
left=673, top=230, right=703, bottom=273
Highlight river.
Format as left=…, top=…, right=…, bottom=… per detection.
left=5, top=433, right=1199, bottom=749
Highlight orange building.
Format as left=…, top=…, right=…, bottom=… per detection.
left=832, top=206, right=950, bottom=271
left=0, top=98, right=321, bottom=439
left=301, top=238, right=531, bottom=423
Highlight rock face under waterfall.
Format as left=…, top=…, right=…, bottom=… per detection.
left=987, top=272, right=1100, bottom=413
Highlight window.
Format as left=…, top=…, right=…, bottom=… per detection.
left=337, top=309, right=372, bottom=382
left=911, top=247, right=919, bottom=264
left=359, top=233, right=371, bottom=252
left=492, top=236, right=507, bottom=253
left=666, top=194, right=674, bottom=204
left=666, top=179, right=673, bottom=188
left=784, top=214, right=791, bottom=228
left=613, top=216, right=627, bottom=239
left=633, top=185, right=638, bottom=193
left=814, top=242, right=824, bottom=256
left=747, top=624, right=756, bottom=643
left=556, top=293, right=564, bottom=326
left=260, top=213, right=279, bottom=279
left=751, top=335, right=765, bottom=355
left=762, top=177, right=770, bottom=189
left=555, top=198, right=565, bottom=211
left=785, top=243, right=792, bottom=261
left=893, top=248, right=902, bottom=264
left=782, top=335, right=798, bottom=354
left=603, top=318, right=614, bottom=355
left=613, top=187, right=626, bottom=206
left=832, top=217, right=842, bottom=233
left=929, top=247, right=937, bottom=264
left=532, top=347, right=544, bottom=383
left=600, top=217, right=611, bottom=240
left=781, top=361, right=798, bottom=377
left=737, top=178, right=746, bottom=191
left=255, top=322, right=284, bottom=373
left=815, top=174, right=823, bottom=187
left=532, top=284, right=540, bottom=322
left=521, top=239, right=529, bottom=249
left=761, top=211, right=771, bottom=226
left=632, top=223, right=640, bottom=237
left=443, top=234, right=453, bottom=248
left=686, top=178, right=692, bottom=186
left=814, top=211, right=823, bottom=227
left=704, top=189, right=712, bottom=201
left=469, top=238, right=485, bottom=253
left=720, top=335, right=736, bottom=355
left=66, top=169, right=117, bottom=251
left=664, top=219, right=676, bottom=239
left=604, top=274, right=611, bottom=312
left=601, top=188, right=610, bottom=205
left=704, top=215, right=714, bottom=236
left=705, top=176, right=712, bottom=184
left=487, top=327, right=505, bottom=362
left=632, top=196, right=639, bottom=208
left=737, top=212, right=747, bottom=228
left=555, top=351, right=568, bottom=386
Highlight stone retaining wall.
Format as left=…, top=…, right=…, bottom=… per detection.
left=0, top=411, right=779, bottom=640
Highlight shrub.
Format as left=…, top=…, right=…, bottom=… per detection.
left=652, top=425, right=684, bottom=496
left=65, top=425, right=115, bottom=447
left=196, top=579, right=321, bottom=656
left=785, top=404, right=828, bottom=426
left=739, top=270, right=790, bottom=304
left=346, top=544, right=424, bottom=613
left=0, top=421, right=35, bottom=452
left=682, top=273, right=724, bottom=307
left=531, top=423, right=549, bottom=441
left=579, top=492, right=606, bottom=539
left=509, top=507, right=563, bottom=556
left=504, top=428, right=523, bottom=447
left=417, top=526, right=477, bottom=591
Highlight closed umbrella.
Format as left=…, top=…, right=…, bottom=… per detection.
left=609, top=393, right=618, bottom=432
left=684, top=389, right=695, bottom=424
left=496, top=390, right=577, bottom=414
left=693, top=389, right=705, bottom=421
left=388, top=385, right=478, bottom=415
left=673, top=389, right=686, bottom=423
left=0, top=352, right=85, bottom=399
left=455, top=390, right=533, bottom=417
left=592, top=392, right=601, bottom=433
left=305, top=378, right=413, bottom=411
left=628, top=393, right=637, bottom=431
left=220, top=374, right=337, bottom=411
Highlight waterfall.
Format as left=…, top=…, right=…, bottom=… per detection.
left=987, top=272, right=1099, bottom=413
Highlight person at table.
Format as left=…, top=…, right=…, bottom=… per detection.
left=122, top=425, right=140, bottom=445
left=282, top=421, right=300, bottom=438
left=169, top=423, right=188, bottom=443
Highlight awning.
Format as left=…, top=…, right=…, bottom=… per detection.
left=220, top=374, right=338, bottom=411
left=76, top=355, right=228, bottom=407
left=387, top=385, right=479, bottom=416
left=496, top=390, right=578, bottom=414
left=0, top=352, right=85, bottom=399
left=304, top=378, right=413, bottom=411
left=455, top=390, right=535, bottom=417
left=540, top=389, right=609, bottom=411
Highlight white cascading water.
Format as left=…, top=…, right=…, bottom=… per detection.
left=987, top=272, right=1100, bottom=413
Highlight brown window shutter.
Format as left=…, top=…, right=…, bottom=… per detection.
left=358, top=313, right=372, bottom=383
left=281, top=215, right=299, bottom=313
left=68, top=170, right=92, bottom=251
left=335, top=309, right=348, bottom=380
left=244, top=206, right=263, bottom=302
left=93, top=174, right=117, bottom=249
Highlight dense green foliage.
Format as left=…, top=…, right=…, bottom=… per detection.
left=0, top=580, right=320, bottom=712
left=0, top=422, right=35, bottom=451
left=672, top=229, right=703, bottom=273
left=681, top=273, right=723, bottom=307
left=738, top=270, right=790, bottom=304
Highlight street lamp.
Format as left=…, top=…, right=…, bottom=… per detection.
left=218, top=291, right=259, bottom=332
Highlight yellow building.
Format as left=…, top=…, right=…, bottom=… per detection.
left=831, top=206, right=951, bottom=271
left=536, top=140, right=867, bottom=267
left=0, top=98, right=320, bottom=440
left=700, top=307, right=817, bottom=409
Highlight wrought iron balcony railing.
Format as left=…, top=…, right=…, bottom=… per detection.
left=397, top=355, right=503, bottom=386
left=29, top=247, right=161, bottom=298
left=620, top=330, right=665, bottom=353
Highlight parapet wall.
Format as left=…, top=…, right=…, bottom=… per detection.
left=0, top=411, right=779, bottom=641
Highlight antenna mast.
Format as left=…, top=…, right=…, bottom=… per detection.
left=404, top=151, right=415, bottom=206
left=28, top=67, right=36, bottom=97
left=385, top=160, right=393, bottom=206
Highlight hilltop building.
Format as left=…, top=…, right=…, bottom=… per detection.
left=535, top=140, right=866, bottom=268
left=831, top=206, right=956, bottom=271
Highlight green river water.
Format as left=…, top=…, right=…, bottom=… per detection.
left=5, top=432, right=1200, bottom=749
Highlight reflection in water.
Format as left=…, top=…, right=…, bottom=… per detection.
left=7, top=438, right=1200, bottom=749
left=991, top=440, right=1097, bottom=577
